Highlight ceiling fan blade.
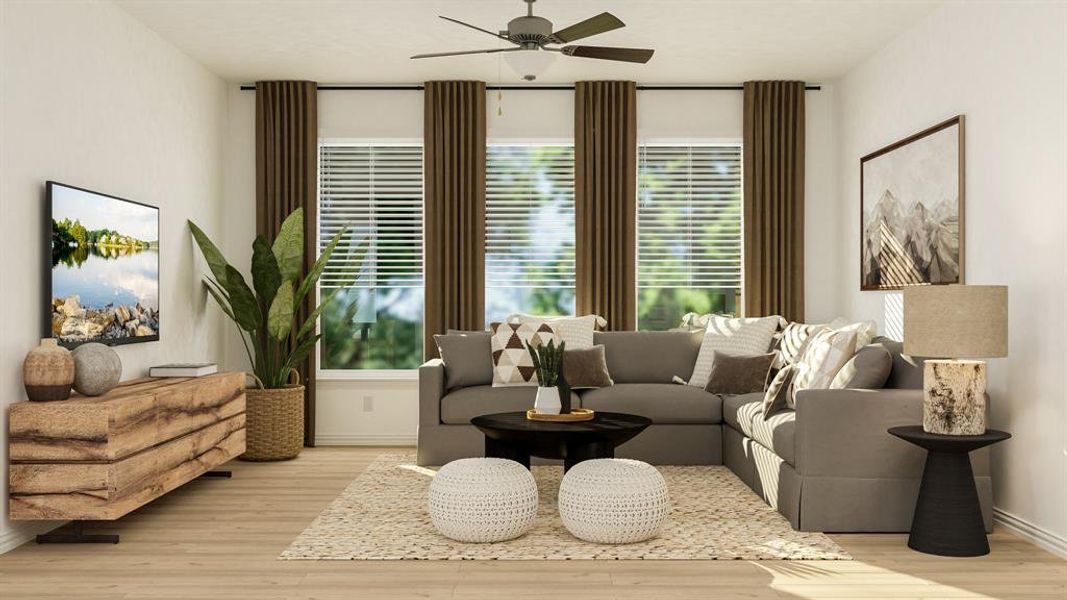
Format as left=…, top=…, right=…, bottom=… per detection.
left=549, top=12, right=625, bottom=44
left=439, top=15, right=514, bottom=42
left=561, top=45, right=654, bottom=64
left=411, top=47, right=522, bottom=59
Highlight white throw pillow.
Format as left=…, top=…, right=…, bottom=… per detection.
left=508, top=314, right=604, bottom=349
left=490, top=321, right=560, bottom=387
left=774, top=321, right=828, bottom=367
left=789, top=328, right=859, bottom=407
left=688, top=315, right=782, bottom=388
left=827, top=318, right=877, bottom=348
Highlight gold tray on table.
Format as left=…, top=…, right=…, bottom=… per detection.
left=526, top=408, right=595, bottom=422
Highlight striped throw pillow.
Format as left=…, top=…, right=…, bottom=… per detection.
left=688, top=315, right=781, bottom=389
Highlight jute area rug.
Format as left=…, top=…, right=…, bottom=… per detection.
left=280, top=454, right=851, bottom=561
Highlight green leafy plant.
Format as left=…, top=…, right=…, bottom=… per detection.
left=525, top=339, right=566, bottom=387
left=189, top=208, right=364, bottom=389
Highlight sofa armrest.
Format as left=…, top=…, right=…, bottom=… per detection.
left=419, top=359, right=446, bottom=427
left=794, top=388, right=925, bottom=478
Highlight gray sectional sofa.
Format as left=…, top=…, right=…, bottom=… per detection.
left=417, top=331, right=993, bottom=533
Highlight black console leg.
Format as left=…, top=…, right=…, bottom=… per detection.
left=37, top=521, right=119, bottom=544
left=199, top=470, right=232, bottom=479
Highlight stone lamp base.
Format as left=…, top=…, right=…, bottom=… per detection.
left=923, top=359, right=987, bottom=435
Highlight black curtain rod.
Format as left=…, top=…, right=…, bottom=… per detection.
left=239, top=84, right=821, bottom=91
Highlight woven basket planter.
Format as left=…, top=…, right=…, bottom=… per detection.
left=241, top=384, right=304, bottom=461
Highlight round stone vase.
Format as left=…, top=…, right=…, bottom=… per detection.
left=71, top=342, right=122, bottom=397
left=23, top=338, right=74, bottom=401
left=533, top=386, right=562, bottom=415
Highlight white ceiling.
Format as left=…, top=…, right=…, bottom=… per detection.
left=115, top=0, right=940, bottom=84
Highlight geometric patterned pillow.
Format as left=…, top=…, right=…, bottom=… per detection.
left=508, top=313, right=602, bottom=349
left=490, top=321, right=559, bottom=387
left=788, top=328, right=859, bottom=408
left=774, top=321, right=827, bottom=367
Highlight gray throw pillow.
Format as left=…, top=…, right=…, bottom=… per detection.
left=704, top=351, right=777, bottom=395
left=873, top=336, right=926, bottom=389
left=433, top=333, right=493, bottom=389
left=830, top=343, right=893, bottom=390
left=562, top=345, right=613, bottom=389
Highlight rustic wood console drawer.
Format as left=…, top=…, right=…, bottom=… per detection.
left=8, top=372, right=246, bottom=522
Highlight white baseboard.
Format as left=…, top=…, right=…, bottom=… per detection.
left=994, top=507, right=1067, bottom=559
left=0, top=521, right=65, bottom=555
left=315, top=433, right=417, bottom=446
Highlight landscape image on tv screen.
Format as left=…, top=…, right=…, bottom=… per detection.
left=48, top=182, right=160, bottom=346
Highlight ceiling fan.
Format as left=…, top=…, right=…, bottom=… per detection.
left=410, top=0, right=654, bottom=80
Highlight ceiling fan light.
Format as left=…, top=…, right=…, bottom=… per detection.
left=503, top=49, right=557, bottom=81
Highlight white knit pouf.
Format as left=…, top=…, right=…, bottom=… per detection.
left=429, top=458, right=538, bottom=543
left=558, top=459, right=670, bottom=544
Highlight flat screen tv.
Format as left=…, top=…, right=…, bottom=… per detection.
left=46, top=181, right=160, bottom=347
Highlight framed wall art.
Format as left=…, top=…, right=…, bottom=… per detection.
left=860, top=115, right=964, bottom=291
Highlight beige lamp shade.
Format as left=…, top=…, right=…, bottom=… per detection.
left=903, top=285, right=1008, bottom=358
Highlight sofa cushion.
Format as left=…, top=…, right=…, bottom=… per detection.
left=689, top=315, right=782, bottom=389
left=705, top=351, right=776, bottom=395
left=440, top=386, right=538, bottom=424
left=875, top=336, right=926, bottom=390
left=830, top=343, right=893, bottom=390
left=434, top=333, right=493, bottom=389
left=774, top=321, right=826, bottom=366
left=762, top=364, right=796, bottom=417
left=489, top=321, right=559, bottom=386
left=579, top=384, right=722, bottom=424
left=790, top=328, right=859, bottom=407
left=750, top=409, right=797, bottom=467
left=594, top=331, right=703, bottom=384
left=722, top=393, right=764, bottom=437
left=562, top=345, right=613, bottom=389
left=510, top=314, right=602, bottom=349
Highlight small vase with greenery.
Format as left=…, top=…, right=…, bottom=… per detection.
left=188, top=208, right=362, bottom=460
left=526, top=339, right=567, bottom=415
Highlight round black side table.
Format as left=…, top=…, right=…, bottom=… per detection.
left=888, top=425, right=1011, bottom=557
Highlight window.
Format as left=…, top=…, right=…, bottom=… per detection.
left=485, top=144, right=576, bottom=325
left=318, top=143, right=424, bottom=371
left=637, top=144, right=743, bottom=331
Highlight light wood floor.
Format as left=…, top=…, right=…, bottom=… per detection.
left=0, top=447, right=1063, bottom=600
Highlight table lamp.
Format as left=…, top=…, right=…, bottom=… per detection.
left=903, top=285, right=1008, bottom=435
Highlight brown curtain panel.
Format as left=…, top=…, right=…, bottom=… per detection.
left=574, top=81, right=638, bottom=330
left=423, top=81, right=487, bottom=359
left=743, top=81, right=806, bottom=322
left=255, top=80, right=319, bottom=446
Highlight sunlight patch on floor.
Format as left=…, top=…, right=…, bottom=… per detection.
left=398, top=463, right=437, bottom=478
left=756, top=559, right=1001, bottom=599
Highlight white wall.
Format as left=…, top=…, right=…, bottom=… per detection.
left=832, top=2, right=1067, bottom=551
left=0, top=1, right=228, bottom=551
left=222, top=85, right=839, bottom=446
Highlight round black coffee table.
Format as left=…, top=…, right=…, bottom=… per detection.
left=889, top=425, right=1011, bottom=557
left=471, top=411, right=651, bottom=472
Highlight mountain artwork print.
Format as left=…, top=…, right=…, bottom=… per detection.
left=860, top=117, right=964, bottom=291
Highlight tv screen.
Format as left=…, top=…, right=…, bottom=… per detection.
left=47, top=181, right=160, bottom=347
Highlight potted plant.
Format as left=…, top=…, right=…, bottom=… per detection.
left=188, top=208, right=362, bottom=461
left=526, top=339, right=567, bottom=415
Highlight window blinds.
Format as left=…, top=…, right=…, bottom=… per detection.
left=317, top=144, right=424, bottom=290
left=485, top=145, right=576, bottom=291
left=637, top=144, right=743, bottom=291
